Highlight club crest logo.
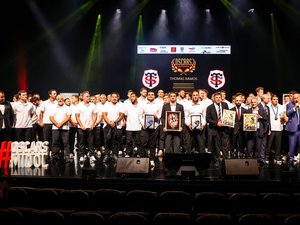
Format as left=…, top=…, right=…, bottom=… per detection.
left=208, top=69, right=225, bottom=90
left=142, top=69, right=159, bottom=89
left=171, top=58, right=196, bottom=75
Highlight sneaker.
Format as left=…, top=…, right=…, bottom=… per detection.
left=150, top=160, right=155, bottom=168
left=97, top=151, right=101, bottom=157
left=118, top=150, right=123, bottom=157
left=69, top=153, right=74, bottom=159
left=125, top=154, right=130, bottom=158
left=79, top=156, right=84, bottom=163
left=90, top=156, right=97, bottom=163
left=157, top=150, right=163, bottom=157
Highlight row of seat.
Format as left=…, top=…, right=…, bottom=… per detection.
left=1, top=187, right=300, bottom=215
left=0, top=208, right=300, bottom=225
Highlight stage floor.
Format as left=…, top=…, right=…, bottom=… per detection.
left=2, top=153, right=300, bottom=193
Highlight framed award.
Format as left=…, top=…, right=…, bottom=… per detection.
left=191, top=114, right=202, bottom=130
left=222, top=109, right=235, bottom=128
left=243, top=113, right=257, bottom=131
left=144, top=114, right=155, bottom=129
left=165, top=111, right=181, bottom=131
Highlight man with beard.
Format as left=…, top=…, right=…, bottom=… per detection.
left=0, top=91, right=14, bottom=143
left=230, top=94, right=246, bottom=158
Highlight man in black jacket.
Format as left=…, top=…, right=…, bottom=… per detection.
left=0, top=91, right=14, bottom=143
left=206, top=92, right=230, bottom=166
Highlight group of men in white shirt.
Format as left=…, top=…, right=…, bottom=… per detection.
left=1, top=86, right=296, bottom=168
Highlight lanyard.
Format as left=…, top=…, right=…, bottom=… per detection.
left=271, top=105, right=278, bottom=120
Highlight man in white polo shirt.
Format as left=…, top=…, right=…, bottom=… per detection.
left=40, top=89, right=57, bottom=161
left=12, top=90, right=35, bottom=142
left=75, top=91, right=97, bottom=164
left=49, top=95, right=72, bottom=164
left=102, top=92, right=124, bottom=163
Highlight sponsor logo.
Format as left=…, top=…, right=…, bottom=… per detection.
left=188, top=47, right=196, bottom=52
left=202, top=50, right=210, bottom=54
left=180, top=47, right=184, bottom=53
left=171, top=47, right=176, bottom=52
left=171, top=58, right=196, bottom=75
left=150, top=48, right=157, bottom=52
left=142, top=69, right=160, bottom=89
left=208, top=69, right=225, bottom=90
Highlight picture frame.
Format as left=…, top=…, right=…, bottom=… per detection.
left=222, top=109, right=235, bottom=128
left=165, top=111, right=182, bottom=131
left=144, top=114, right=155, bottom=129
left=191, top=114, right=202, bottom=130
left=243, top=113, right=257, bottom=131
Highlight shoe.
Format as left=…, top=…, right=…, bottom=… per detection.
left=125, top=154, right=130, bottom=158
left=69, top=153, right=74, bottom=159
left=118, top=150, right=123, bottom=157
left=150, top=160, right=155, bottom=168
left=97, top=151, right=101, bottom=157
left=157, top=150, right=163, bottom=157
left=90, top=156, right=97, bottom=163
left=79, top=156, right=84, bottom=163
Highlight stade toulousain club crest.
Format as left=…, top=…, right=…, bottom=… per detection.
left=142, top=69, right=160, bottom=89
left=208, top=69, right=225, bottom=90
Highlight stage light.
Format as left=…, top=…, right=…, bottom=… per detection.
left=116, top=8, right=122, bottom=13
left=205, top=9, right=210, bottom=13
left=162, top=9, right=166, bottom=13
left=248, top=8, right=254, bottom=13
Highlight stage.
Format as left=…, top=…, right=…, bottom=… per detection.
left=2, top=154, right=300, bottom=193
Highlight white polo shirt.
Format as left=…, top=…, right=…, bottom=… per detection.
left=75, top=102, right=96, bottom=129
left=40, top=99, right=57, bottom=124
left=50, top=105, right=71, bottom=130
left=123, top=102, right=142, bottom=131
left=13, top=101, right=35, bottom=128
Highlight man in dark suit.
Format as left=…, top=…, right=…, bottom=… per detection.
left=206, top=92, right=230, bottom=166
left=285, top=92, right=300, bottom=163
left=245, top=97, right=269, bottom=164
left=230, top=94, right=246, bottom=158
left=161, top=92, right=185, bottom=154
left=0, top=91, right=14, bottom=143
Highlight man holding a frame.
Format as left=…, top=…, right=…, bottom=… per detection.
left=139, top=91, right=161, bottom=167
left=185, top=90, right=207, bottom=153
left=161, top=92, right=185, bottom=154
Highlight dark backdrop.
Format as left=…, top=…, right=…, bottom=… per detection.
left=1, top=0, right=300, bottom=101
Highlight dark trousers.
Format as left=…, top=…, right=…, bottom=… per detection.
left=77, top=128, right=95, bottom=157
left=165, top=131, right=182, bottom=154
left=103, top=126, right=121, bottom=155
left=247, top=130, right=267, bottom=161
left=94, top=125, right=104, bottom=150
left=266, top=131, right=282, bottom=160
left=208, top=128, right=230, bottom=162
left=189, top=128, right=206, bottom=153
left=158, top=125, right=165, bottom=150
left=43, top=124, right=53, bottom=156
left=15, top=128, right=32, bottom=142
left=288, top=128, right=300, bottom=160
left=0, top=128, right=12, bottom=143
left=181, top=125, right=191, bottom=153
left=52, top=129, right=70, bottom=159
left=140, top=127, right=159, bottom=159
left=31, top=123, right=44, bottom=142
left=230, top=130, right=246, bottom=157
left=125, top=130, right=140, bottom=156
left=69, top=127, right=77, bottom=154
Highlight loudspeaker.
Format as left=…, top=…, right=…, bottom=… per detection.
left=116, top=157, right=150, bottom=177
left=224, top=159, right=259, bottom=176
